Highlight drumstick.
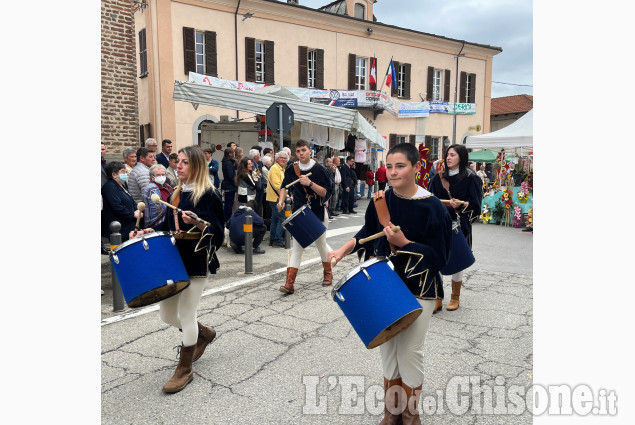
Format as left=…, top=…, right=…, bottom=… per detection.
left=150, top=193, right=211, bottom=227
left=285, top=172, right=312, bottom=189
left=133, top=202, right=145, bottom=236
left=440, top=199, right=466, bottom=206
left=359, top=226, right=401, bottom=244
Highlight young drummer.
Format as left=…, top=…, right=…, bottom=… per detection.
left=328, top=143, right=452, bottom=424
left=277, top=139, right=333, bottom=294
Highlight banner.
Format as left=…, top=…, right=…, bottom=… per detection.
left=309, top=89, right=358, bottom=107
left=397, top=101, right=430, bottom=118
left=188, top=72, right=264, bottom=92
left=429, top=101, right=476, bottom=115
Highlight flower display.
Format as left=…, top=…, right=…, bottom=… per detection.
left=480, top=205, right=492, bottom=224
left=514, top=206, right=523, bottom=228
left=517, top=182, right=530, bottom=203
left=502, top=188, right=514, bottom=209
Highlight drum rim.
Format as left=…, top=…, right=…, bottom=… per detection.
left=281, top=204, right=310, bottom=226
left=111, top=231, right=174, bottom=254
left=332, top=256, right=393, bottom=296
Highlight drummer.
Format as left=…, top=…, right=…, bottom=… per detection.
left=276, top=139, right=333, bottom=294
left=328, top=142, right=452, bottom=424
left=159, top=145, right=225, bottom=393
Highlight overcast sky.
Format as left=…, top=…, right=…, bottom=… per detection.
left=290, top=0, right=533, bottom=99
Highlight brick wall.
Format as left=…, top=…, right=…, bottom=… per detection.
left=101, top=0, right=139, bottom=161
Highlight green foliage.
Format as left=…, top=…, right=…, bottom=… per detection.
left=493, top=199, right=505, bottom=221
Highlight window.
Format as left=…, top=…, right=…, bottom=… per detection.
left=183, top=27, right=217, bottom=77
left=397, top=65, right=405, bottom=97
left=195, top=31, right=205, bottom=74
left=355, top=57, right=367, bottom=90
left=430, top=137, right=440, bottom=158
left=427, top=67, right=450, bottom=101
left=307, top=49, right=316, bottom=88
left=138, top=29, right=147, bottom=77
left=255, top=41, right=265, bottom=82
left=246, top=38, right=274, bottom=83
left=354, top=3, right=365, bottom=19
left=396, top=135, right=407, bottom=144
left=460, top=72, right=477, bottom=103
left=298, top=46, right=324, bottom=89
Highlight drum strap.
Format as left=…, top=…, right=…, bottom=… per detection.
left=293, top=161, right=315, bottom=202
left=372, top=191, right=396, bottom=253
left=171, top=192, right=181, bottom=233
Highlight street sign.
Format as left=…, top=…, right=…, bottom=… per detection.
left=266, top=102, right=294, bottom=134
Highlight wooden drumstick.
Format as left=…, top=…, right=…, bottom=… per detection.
left=359, top=225, right=401, bottom=244
left=440, top=199, right=466, bottom=206
left=133, top=202, right=145, bottom=236
left=150, top=193, right=211, bottom=227
left=285, top=172, right=312, bottom=189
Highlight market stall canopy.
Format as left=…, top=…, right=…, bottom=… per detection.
left=468, top=149, right=498, bottom=162
left=173, top=81, right=386, bottom=149
left=466, top=109, right=533, bottom=149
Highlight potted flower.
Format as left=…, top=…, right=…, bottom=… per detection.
left=480, top=205, right=492, bottom=224
left=514, top=206, right=523, bottom=228
left=517, top=182, right=530, bottom=203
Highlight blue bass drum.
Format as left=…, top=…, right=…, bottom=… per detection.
left=440, top=221, right=475, bottom=275
left=110, top=232, right=190, bottom=308
left=282, top=204, right=327, bottom=248
left=332, top=258, right=423, bottom=349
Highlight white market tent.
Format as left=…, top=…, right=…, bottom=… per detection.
left=172, top=81, right=386, bottom=149
left=465, top=109, right=533, bottom=149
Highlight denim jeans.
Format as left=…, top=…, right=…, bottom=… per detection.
left=268, top=201, right=285, bottom=242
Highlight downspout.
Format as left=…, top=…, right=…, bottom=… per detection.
left=452, top=42, right=465, bottom=145
left=234, top=0, right=241, bottom=120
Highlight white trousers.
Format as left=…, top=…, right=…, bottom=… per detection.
left=380, top=299, right=435, bottom=388
left=288, top=207, right=330, bottom=268
left=158, top=277, right=206, bottom=346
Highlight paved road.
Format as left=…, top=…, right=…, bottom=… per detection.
left=101, top=197, right=533, bottom=424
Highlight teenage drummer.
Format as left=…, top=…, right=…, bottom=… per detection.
left=277, top=139, right=333, bottom=294
left=159, top=145, right=225, bottom=394
left=328, top=143, right=452, bottom=424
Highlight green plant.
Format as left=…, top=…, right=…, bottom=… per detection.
left=493, top=199, right=505, bottom=222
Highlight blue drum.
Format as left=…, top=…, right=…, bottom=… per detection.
left=440, top=221, right=475, bottom=275
left=282, top=204, right=327, bottom=248
left=332, top=258, right=423, bottom=349
left=110, top=232, right=190, bottom=308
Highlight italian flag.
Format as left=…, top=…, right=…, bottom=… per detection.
left=385, top=59, right=397, bottom=87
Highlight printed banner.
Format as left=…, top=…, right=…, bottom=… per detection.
left=397, top=101, right=430, bottom=118
left=188, top=72, right=264, bottom=92
left=309, top=89, right=358, bottom=107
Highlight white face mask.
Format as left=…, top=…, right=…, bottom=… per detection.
left=154, top=175, right=167, bottom=185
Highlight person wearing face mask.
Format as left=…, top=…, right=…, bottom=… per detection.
left=101, top=161, right=146, bottom=242
left=142, top=164, right=174, bottom=231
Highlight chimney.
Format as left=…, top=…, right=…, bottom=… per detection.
left=287, top=0, right=299, bottom=5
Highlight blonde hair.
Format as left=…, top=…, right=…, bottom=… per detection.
left=171, top=146, right=214, bottom=206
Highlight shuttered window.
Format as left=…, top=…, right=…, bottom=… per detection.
left=247, top=38, right=274, bottom=83
left=396, top=62, right=411, bottom=99
left=428, top=67, right=450, bottom=101
left=183, top=27, right=217, bottom=77
left=139, top=29, right=147, bottom=77
left=460, top=72, right=477, bottom=103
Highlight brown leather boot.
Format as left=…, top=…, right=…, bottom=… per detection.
left=446, top=281, right=462, bottom=311
left=321, top=261, right=333, bottom=286
left=401, top=383, right=422, bottom=425
left=193, top=322, right=216, bottom=362
left=279, top=267, right=298, bottom=294
left=380, top=377, right=403, bottom=425
left=162, top=344, right=195, bottom=393
left=433, top=298, right=443, bottom=314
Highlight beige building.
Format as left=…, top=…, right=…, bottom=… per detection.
left=134, top=0, right=501, bottom=161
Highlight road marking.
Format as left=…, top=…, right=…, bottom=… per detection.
left=101, top=225, right=362, bottom=326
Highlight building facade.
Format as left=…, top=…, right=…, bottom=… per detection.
left=133, top=0, right=501, bottom=161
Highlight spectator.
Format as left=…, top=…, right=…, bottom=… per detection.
left=375, top=161, right=387, bottom=191
left=235, top=147, right=244, bottom=162
left=226, top=200, right=266, bottom=254
left=282, top=146, right=292, bottom=162
left=324, top=157, right=339, bottom=218
left=220, top=147, right=237, bottom=222
left=145, top=138, right=158, bottom=153
left=156, top=139, right=173, bottom=168
left=101, top=161, right=144, bottom=243
left=235, top=157, right=258, bottom=204
left=142, top=164, right=173, bottom=231
left=203, top=148, right=220, bottom=188
left=262, top=147, right=273, bottom=160
left=485, top=163, right=493, bottom=180
left=226, top=142, right=237, bottom=149
left=365, top=168, right=375, bottom=199
left=128, top=147, right=155, bottom=203
left=340, top=155, right=357, bottom=214
left=166, top=153, right=179, bottom=188
left=122, top=147, right=137, bottom=175
left=332, top=156, right=343, bottom=210
left=261, top=155, right=272, bottom=182
left=249, top=149, right=264, bottom=216
left=477, top=165, right=487, bottom=181
left=266, top=151, right=288, bottom=248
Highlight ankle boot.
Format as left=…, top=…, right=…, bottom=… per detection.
left=279, top=267, right=298, bottom=294
left=321, top=261, right=333, bottom=286
left=446, top=281, right=462, bottom=311
left=433, top=298, right=443, bottom=314
left=193, top=322, right=216, bottom=362
left=380, top=377, right=403, bottom=425
left=401, top=383, right=422, bottom=425
left=162, top=344, right=195, bottom=393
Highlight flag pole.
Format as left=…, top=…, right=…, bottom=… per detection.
left=378, top=55, right=393, bottom=94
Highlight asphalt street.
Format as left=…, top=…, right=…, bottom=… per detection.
left=101, top=197, right=533, bottom=424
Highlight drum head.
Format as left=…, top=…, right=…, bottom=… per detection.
left=112, top=231, right=173, bottom=254
left=367, top=308, right=422, bottom=349
left=127, top=280, right=190, bottom=308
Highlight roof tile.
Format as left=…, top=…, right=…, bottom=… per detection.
left=491, top=94, right=533, bottom=116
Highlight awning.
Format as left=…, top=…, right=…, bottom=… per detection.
left=173, top=81, right=386, bottom=149
left=468, top=149, right=498, bottom=162
left=466, top=109, right=533, bottom=149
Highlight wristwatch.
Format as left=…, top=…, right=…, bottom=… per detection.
left=309, top=181, right=314, bottom=188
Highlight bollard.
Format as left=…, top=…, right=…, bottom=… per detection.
left=109, top=221, right=126, bottom=312
left=284, top=197, right=292, bottom=249
left=244, top=207, right=253, bottom=274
